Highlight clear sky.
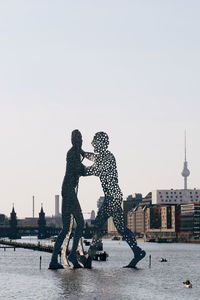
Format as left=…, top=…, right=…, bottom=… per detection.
left=1, top=1, right=200, bottom=218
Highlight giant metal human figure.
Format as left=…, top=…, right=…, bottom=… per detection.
left=83, top=132, right=146, bottom=268
left=49, top=130, right=85, bottom=269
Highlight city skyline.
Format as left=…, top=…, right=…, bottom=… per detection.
left=1, top=1, right=200, bottom=217
left=2, top=138, right=200, bottom=219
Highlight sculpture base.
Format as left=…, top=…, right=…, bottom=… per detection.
left=68, top=253, right=83, bottom=268
left=84, top=256, right=92, bottom=269
left=48, top=262, right=64, bottom=270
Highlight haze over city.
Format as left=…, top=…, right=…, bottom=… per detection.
left=1, top=0, right=200, bottom=218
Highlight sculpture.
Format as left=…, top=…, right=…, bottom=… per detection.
left=83, top=132, right=146, bottom=268
left=61, top=215, right=85, bottom=268
left=49, top=130, right=85, bottom=269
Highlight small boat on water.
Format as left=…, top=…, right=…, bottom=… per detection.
left=160, top=258, right=167, bottom=262
left=93, top=251, right=109, bottom=261
left=183, top=280, right=192, bottom=288
left=112, top=236, right=120, bottom=241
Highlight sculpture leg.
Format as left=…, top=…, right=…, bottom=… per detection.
left=93, top=204, right=109, bottom=243
left=49, top=212, right=71, bottom=269
left=112, top=204, right=146, bottom=268
left=77, top=238, right=87, bottom=266
left=68, top=202, right=84, bottom=268
left=84, top=202, right=109, bottom=268
left=77, top=237, right=85, bottom=256
left=62, top=215, right=74, bottom=268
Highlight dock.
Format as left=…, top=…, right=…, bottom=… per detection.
left=0, top=239, right=55, bottom=253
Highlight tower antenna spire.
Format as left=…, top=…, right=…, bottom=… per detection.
left=185, top=129, right=187, bottom=161
left=181, top=130, right=190, bottom=189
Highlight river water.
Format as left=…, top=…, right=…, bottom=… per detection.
left=0, top=238, right=200, bottom=300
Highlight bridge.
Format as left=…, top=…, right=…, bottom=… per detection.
left=0, top=225, right=61, bottom=239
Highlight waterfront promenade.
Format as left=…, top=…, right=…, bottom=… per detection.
left=0, top=239, right=200, bottom=300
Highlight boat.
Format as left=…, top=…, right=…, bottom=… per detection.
left=160, top=258, right=167, bottom=262
left=183, top=281, right=192, bottom=288
left=184, top=283, right=192, bottom=288
left=93, top=251, right=109, bottom=261
left=112, top=236, right=120, bottom=241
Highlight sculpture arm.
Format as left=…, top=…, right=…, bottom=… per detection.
left=84, top=161, right=102, bottom=177
left=81, top=151, right=95, bottom=162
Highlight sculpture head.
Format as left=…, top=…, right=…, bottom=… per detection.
left=71, top=129, right=82, bottom=149
left=92, top=132, right=109, bottom=153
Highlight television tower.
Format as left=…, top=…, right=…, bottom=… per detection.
left=181, top=131, right=190, bottom=189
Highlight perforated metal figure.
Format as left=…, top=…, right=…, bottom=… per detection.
left=83, top=132, right=146, bottom=268
left=49, top=130, right=85, bottom=269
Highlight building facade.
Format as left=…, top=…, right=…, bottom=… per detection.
left=178, top=202, right=200, bottom=242
left=145, top=205, right=177, bottom=242
left=123, top=193, right=142, bottom=226
left=127, top=205, right=146, bottom=237
left=152, top=189, right=200, bottom=205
